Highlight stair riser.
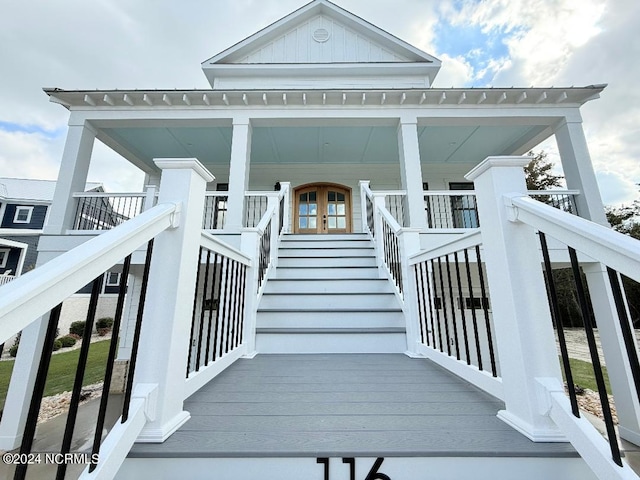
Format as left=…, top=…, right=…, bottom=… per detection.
left=256, top=332, right=407, bottom=353
left=279, top=248, right=374, bottom=257
left=264, top=279, right=393, bottom=294
left=275, top=267, right=380, bottom=279
left=278, top=257, right=377, bottom=267
left=259, top=294, right=399, bottom=310
left=256, top=310, right=405, bottom=328
left=280, top=240, right=372, bottom=249
left=283, top=234, right=370, bottom=241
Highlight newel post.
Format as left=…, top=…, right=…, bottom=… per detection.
left=466, top=156, right=566, bottom=441
left=134, top=158, right=214, bottom=443
left=240, top=230, right=261, bottom=357
left=397, top=229, right=423, bottom=356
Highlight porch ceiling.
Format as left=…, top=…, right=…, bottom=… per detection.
left=99, top=123, right=550, bottom=174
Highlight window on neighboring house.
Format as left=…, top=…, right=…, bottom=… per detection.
left=0, top=248, right=9, bottom=268
left=14, top=206, right=34, bottom=224
left=459, top=296, right=491, bottom=310
left=106, top=271, right=120, bottom=286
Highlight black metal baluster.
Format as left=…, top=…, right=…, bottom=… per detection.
left=424, top=261, right=437, bottom=348
left=444, top=255, right=460, bottom=359
left=238, top=264, right=247, bottom=344
left=607, top=267, right=640, bottom=401
left=569, top=247, right=622, bottom=466
left=89, top=255, right=132, bottom=472
left=122, top=239, right=154, bottom=422
left=454, top=251, right=471, bottom=364
left=205, top=253, right=220, bottom=365
left=226, top=260, right=237, bottom=353
left=187, top=247, right=204, bottom=376
left=464, top=248, right=483, bottom=371
left=414, top=265, right=427, bottom=345
left=14, top=304, right=62, bottom=480
left=195, top=249, right=212, bottom=371
left=437, top=257, right=452, bottom=356
left=56, top=274, right=104, bottom=480
left=476, top=245, right=497, bottom=377
left=430, top=259, right=444, bottom=352
left=211, top=256, right=225, bottom=361
left=233, top=261, right=243, bottom=348
left=221, top=256, right=232, bottom=355
left=539, top=233, right=579, bottom=416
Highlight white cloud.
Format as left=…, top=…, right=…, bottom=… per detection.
left=0, top=130, right=63, bottom=180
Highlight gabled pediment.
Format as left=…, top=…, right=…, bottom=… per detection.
left=202, top=0, right=441, bottom=89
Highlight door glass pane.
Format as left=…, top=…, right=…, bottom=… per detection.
left=337, top=204, right=345, bottom=215
left=328, top=218, right=336, bottom=228
left=299, top=204, right=307, bottom=215
left=309, top=217, right=317, bottom=228
left=299, top=217, right=307, bottom=228
left=328, top=192, right=336, bottom=201
left=337, top=217, right=346, bottom=228
left=309, top=203, right=317, bottom=215
left=337, top=193, right=345, bottom=201
left=300, top=193, right=307, bottom=201
left=309, top=191, right=316, bottom=201
left=328, top=203, right=336, bottom=215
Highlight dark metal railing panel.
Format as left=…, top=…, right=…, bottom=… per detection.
left=413, top=246, right=498, bottom=378
left=245, top=196, right=268, bottom=228
left=278, top=195, right=285, bottom=236
left=188, top=247, right=249, bottom=376
left=202, top=195, right=228, bottom=229
left=424, top=194, right=480, bottom=229
left=14, top=240, right=154, bottom=479
left=382, top=220, right=403, bottom=294
left=365, top=194, right=375, bottom=238
left=529, top=192, right=578, bottom=215
left=73, top=195, right=145, bottom=231
left=258, top=219, right=272, bottom=291
left=385, top=195, right=407, bottom=227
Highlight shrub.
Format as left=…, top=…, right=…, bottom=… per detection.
left=96, top=317, right=114, bottom=329
left=52, top=339, right=62, bottom=351
left=9, top=344, right=18, bottom=357
left=69, top=321, right=86, bottom=337
left=58, top=336, right=77, bottom=348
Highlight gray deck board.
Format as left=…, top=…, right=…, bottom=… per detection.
left=129, top=354, right=577, bottom=458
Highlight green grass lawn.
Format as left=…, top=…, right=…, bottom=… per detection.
left=0, top=340, right=110, bottom=411
left=564, top=357, right=612, bottom=393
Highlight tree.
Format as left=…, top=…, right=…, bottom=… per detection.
left=524, top=150, right=563, bottom=191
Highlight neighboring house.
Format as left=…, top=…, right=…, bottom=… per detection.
left=1, top=2, right=640, bottom=479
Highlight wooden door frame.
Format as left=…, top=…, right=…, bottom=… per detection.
left=293, top=182, right=352, bottom=234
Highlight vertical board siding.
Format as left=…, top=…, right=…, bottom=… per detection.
left=238, top=15, right=406, bottom=64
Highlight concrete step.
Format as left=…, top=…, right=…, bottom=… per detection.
left=264, top=278, right=393, bottom=294
left=275, top=266, right=380, bottom=279
left=278, top=256, right=377, bottom=267
left=278, top=247, right=375, bottom=257
left=256, top=310, right=405, bottom=328
left=259, top=293, right=400, bottom=310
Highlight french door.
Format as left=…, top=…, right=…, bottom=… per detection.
left=294, top=184, right=351, bottom=234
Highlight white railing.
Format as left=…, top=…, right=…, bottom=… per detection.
left=202, top=193, right=228, bottom=229
left=71, top=190, right=155, bottom=231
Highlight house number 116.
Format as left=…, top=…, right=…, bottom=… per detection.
left=316, top=457, right=391, bottom=480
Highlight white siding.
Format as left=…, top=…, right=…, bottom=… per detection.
left=237, top=15, right=408, bottom=64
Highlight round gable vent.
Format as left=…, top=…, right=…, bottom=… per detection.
left=312, top=28, right=330, bottom=43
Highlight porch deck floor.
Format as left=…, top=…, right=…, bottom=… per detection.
left=128, top=354, right=578, bottom=458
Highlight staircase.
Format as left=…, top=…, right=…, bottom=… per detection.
left=255, top=233, right=407, bottom=353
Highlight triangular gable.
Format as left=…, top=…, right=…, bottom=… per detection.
left=203, top=0, right=440, bottom=65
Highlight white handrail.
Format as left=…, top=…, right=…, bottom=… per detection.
left=200, top=231, right=251, bottom=266
left=379, top=203, right=402, bottom=233
left=408, top=230, right=483, bottom=265
left=508, top=194, right=640, bottom=283
left=72, top=192, right=146, bottom=198
left=0, top=203, right=179, bottom=345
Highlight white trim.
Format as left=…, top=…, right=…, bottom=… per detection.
left=13, top=206, right=34, bottom=224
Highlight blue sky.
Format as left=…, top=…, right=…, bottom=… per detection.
left=0, top=0, right=638, bottom=205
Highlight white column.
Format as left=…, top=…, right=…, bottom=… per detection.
left=225, top=119, right=252, bottom=231
left=397, top=229, right=423, bottom=356
left=466, top=156, right=565, bottom=441
left=359, top=181, right=371, bottom=233
left=134, top=158, right=214, bottom=442
left=554, top=118, right=607, bottom=226
left=280, top=182, right=292, bottom=234
left=44, top=122, right=96, bottom=234
left=398, top=117, right=427, bottom=229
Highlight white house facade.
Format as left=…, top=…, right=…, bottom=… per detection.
left=1, top=1, right=639, bottom=479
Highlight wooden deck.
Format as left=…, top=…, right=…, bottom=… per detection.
left=128, top=354, right=578, bottom=459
